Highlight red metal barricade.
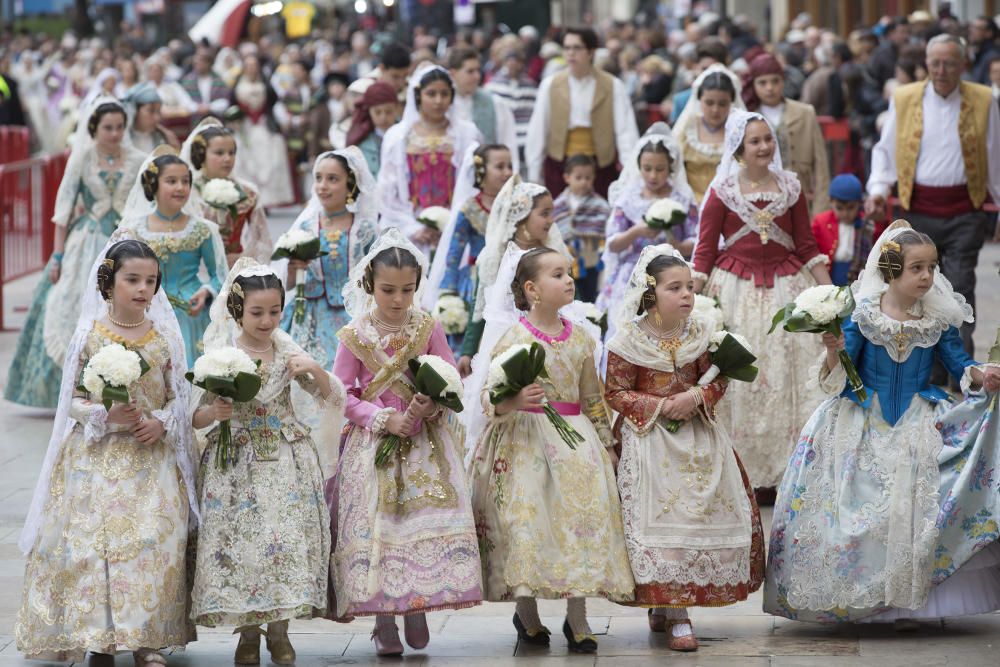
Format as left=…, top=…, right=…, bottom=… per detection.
left=0, top=126, right=31, bottom=164
left=0, top=150, right=67, bottom=330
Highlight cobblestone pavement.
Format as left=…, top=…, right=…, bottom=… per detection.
left=0, top=213, right=997, bottom=666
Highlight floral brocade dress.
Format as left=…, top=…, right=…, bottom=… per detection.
left=468, top=317, right=635, bottom=601
left=191, top=341, right=331, bottom=626
left=406, top=127, right=455, bottom=214
left=16, top=324, right=191, bottom=661
left=327, top=311, right=482, bottom=617
left=605, top=318, right=764, bottom=607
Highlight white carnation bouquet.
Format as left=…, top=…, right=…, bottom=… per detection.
left=186, top=347, right=262, bottom=469
left=375, top=354, right=464, bottom=466
left=78, top=343, right=150, bottom=409
left=201, top=178, right=246, bottom=219
left=417, top=206, right=451, bottom=231
left=581, top=303, right=608, bottom=337
left=433, top=294, right=469, bottom=335
left=487, top=342, right=583, bottom=449
left=643, top=198, right=687, bottom=232
left=693, top=294, right=726, bottom=332
left=769, top=284, right=866, bottom=401
left=271, top=229, right=328, bottom=324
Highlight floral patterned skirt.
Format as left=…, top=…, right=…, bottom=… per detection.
left=469, top=412, right=635, bottom=601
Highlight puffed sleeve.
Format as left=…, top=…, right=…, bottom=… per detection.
left=692, top=188, right=726, bottom=282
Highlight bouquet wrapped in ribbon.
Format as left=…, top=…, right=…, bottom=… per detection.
left=375, top=355, right=464, bottom=466
left=271, top=229, right=328, bottom=324
left=186, top=347, right=262, bottom=470
left=78, top=343, right=151, bottom=409
left=665, top=331, right=758, bottom=432
left=433, top=294, right=469, bottom=335
left=643, top=198, right=688, bottom=233
left=417, top=206, right=451, bottom=231
left=487, top=342, right=584, bottom=449
left=201, top=178, right=247, bottom=220
left=769, top=285, right=867, bottom=402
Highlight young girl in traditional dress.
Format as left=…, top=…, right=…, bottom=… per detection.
left=694, top=110, right=832, bottom=503
left=765, top=221, right=1000, bottom=624
left=604, top=245, right=764, bottom=651
left=16, top=236, right=199, bottom=666
left=327, top=228, right=482, bottom=656
left=6, top=96, right=145, bottom=408
left=457, top=175, right=566, bottom=377
left=181, top=117, right=273, bottom=267
left=424, top=143, right=513, bottom=350
left=119, top=148, right=228, bottom=366
left=190, top=259, right=345, bottom=665
left=598, top=123, right=699, bottom=356
left=377, top=63, right=482, bottom=256
left=673, top=65, right=744, bottom=204
left=123, top=82, right=180, bottom=153
left=468, top=247, right=634, bottom=653
left=278, top=148, right=379, bottom=370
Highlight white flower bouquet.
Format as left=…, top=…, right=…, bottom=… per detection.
left=581, top=303, right=608, bottom=337
left=769, top=285, right=866, bottom=401
left=417, top=206, right=451, bottom=231
left=487, top=342, right=583, bottom=449
left=693, top=294, right=726, bottom=332
left=375, top=355, right=465, bottom=466
left=186, top=347, right=262, bottom=470
left=78, top=343, right=150, bottom=409
left=201, top=178, right=246, bottom=219
left=433, top=294, right=469, bottom=335
left=271, top=229, right=328, bottom=324
left=643, top=198, right=687, bottom=232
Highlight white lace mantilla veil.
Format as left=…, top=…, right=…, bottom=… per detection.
left=53, top=94, right=134, bottom=226
left=272, top=147, right=379, bottom=295
left=462, top=242, right=605, bottom=465
left=201, top=257, right=346, bottom=477
left=471, top=174, right=569, bottom=322
left=671, top=63, right=746, bottom=142
left=340, top=226, right=431, bottom=322
left=19, top=229, right=200, bottom=555
left=179, top=116, right=224, bottom=209
left=422, top=141, right=480, bottom=311
left=852, top=219, right=974, bottom=328
left=377, top=63, right=483, bottom=240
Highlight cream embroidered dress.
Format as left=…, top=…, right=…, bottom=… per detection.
left=16, top=324, right=192, bottom=661
left=468, top=317, right=635, bottom=601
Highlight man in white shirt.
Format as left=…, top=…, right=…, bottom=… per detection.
left=866, top=34, right=1000, bottom=352
left=145, top=59, right=197, bottom=119
left=525, top=27, right=639, bottom=198
left=179, top=48, right=231, bottom=120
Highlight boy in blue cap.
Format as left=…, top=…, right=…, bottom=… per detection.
left=811, top=173, right=875, bottom=286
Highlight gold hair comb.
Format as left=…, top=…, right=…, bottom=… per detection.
left=147, top=162, right=159, bottom=175
left=473, top=155, right=484, bottom=165
left=102, top=258, right=115, bottom=269
left=645, top=274, right=657, bottom=287
left=881, top=240, right=901, bottom=253
left=231, top=283, right=244, bottom=299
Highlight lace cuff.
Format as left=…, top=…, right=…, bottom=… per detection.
left=960, top=364, right=982, bottom=396
left=151, top=408, right=177, bottom=443
left=814, top=354, right=847, bottom=396
left=368, top=407, right=396, bottom=435
left=692, top=270, right=710, bottom=283
left=200, top=282, right=218, bottom=297
left=83, top=404, right=109, bottom=442
left=803, top=254, right=830, bottom=271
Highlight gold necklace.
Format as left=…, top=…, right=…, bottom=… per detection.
left=742, top=172, right=771, bottom=190
left=108, top=312, right=146, bottom=328
left=641, top=318, right=685, bottom=361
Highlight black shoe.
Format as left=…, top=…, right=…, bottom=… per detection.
left=562, top=619, right=598, bottom=654
left=513, top=613, right=551, bottom=646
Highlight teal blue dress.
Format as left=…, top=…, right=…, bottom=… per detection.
left=124, top=217, right=227, bottom=366
left=280, top=222, right=375, bottom=369
left=5, top=148, right=144, bottom=408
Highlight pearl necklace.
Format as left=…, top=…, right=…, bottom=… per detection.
left=108, top=312, right=146, bottom=328
left=371, top=311, right=409, bottom=351
left=642, top=318, right=685, bottom=341
left=237, top=337, right=273, bottom=354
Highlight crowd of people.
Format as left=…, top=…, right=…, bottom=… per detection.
left=2, top=6, right=1000, bottom=666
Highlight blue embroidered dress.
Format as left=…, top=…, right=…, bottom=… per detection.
left=5, top=147, right=144, bottom=408
left=124, top=217, right=227, bottom=366
left=764, top=297, right=1000, bottom=622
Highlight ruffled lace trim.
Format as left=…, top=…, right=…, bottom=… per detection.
left=803, top=255, right=829, bottom=271
left=369, top=407, right=396, bottom=435
left=151, top=408, right=177, bottom=443
left=714, top=171, right=801, bottom=229
left=852, top=298, right=949, bottom=363
left=684, top=120, right=725, bottom=157
left=83, top=404, right=108, bottom=442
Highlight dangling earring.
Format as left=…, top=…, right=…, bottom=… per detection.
left=521, top=228, right=532, bottom=243
left=346, top=191, right=355, bottom=205
left=145, top=302, right=151, bottom=312
left=532, top=294, right=541, bottom=309
left=653, top=309, right=663, bottom=326
left=737, top=157, right=746, bottom=169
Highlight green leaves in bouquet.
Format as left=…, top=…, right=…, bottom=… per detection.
left=715, top=334, right=759, bottom=383
left=77, top=353, right=152, bottom=409
left=270, top=236, right=330, bottom=262
left=989, top=328, right=1000, bottom=364
left=407, top=359, right=464, bottom=413
left=489, top=342, right=549, bottom=405
left=644, top=208, right=687, bottom=231
left=184, top=360, right=263, bottom=402
left=768, top=287, right=856, bottom=334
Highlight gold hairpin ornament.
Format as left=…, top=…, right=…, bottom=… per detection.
left=147, top=163, right=159, bottom=175
left=193, top=134, right=207, bottom=146
left=473, top=155, right=484, bottom=166
left=231, top=283, right=244, bottom=299
left=645, top=274, right=657, bottom=287
left=102, top=258, right=115, bottom=269
left=882, top=240, right=901, bottom=254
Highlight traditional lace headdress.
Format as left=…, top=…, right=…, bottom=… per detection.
left=853, top=219, right=973, bottom=327
left=20, top=229, right=200, bottom=555
left=672, top=63, right=746, bottom=140
left=472, top=174, right=568, bottom=322
left=613, top=243, right=690, bottom=330
left=341, top=227, right=431, bottom=321
left=120, top=144, right=206, bottom=223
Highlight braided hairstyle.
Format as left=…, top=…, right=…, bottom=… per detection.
left=877, top=229, right=935, bottom=282
left=87, top=102, right=127, bottom=138
left=511, top=247, right=559, bottom=311
left=414, top=67, right=454, bottom=109
left=473, top=143, right=509, bottom=189
left=189, top=126, right=236, bottom=171
left=141, top=154, right=191, bottom=202
left=637, top=254, right=689, bottom=315
left=97, top=240, right=161, bottom=301
left=361, top=247, right=422, bottom=294
left=226, top=273, right=285, bottom=323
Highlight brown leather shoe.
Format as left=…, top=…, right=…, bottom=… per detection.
left=371, top=616, right=404, bottom=656
left=234, top=626, right=263, bottom=664
left=648, top=609, right=666, bottom=633
left=666, top=619, right=699, bottom=652
left=265, top=620, right=296, bottom=665
left=403, top=612, right=430, bottom=649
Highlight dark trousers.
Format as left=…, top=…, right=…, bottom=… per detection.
left=543, top=156, right=618, bottom=199
left=575, top=267, right=601, bottom=303
left=906, top=209, right=991, bottom=356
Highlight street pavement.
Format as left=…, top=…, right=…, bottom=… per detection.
left=0, top=210, right=997, bottom=665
